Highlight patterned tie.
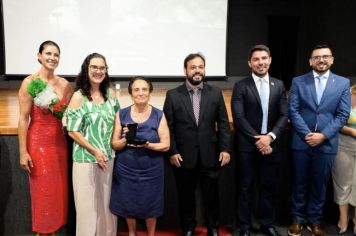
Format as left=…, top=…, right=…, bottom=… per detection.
left=259, top=78, right=268, bottom=134
left=316, top=76, right=325, bottom=104
left=192, top=89, right=200, bottom=125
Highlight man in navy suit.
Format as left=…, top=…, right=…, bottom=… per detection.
left=163, top=53, right=231, bottom=236
left=231, top=45, right=288, bottom=236
left=288, top=45, right=351, bottom=236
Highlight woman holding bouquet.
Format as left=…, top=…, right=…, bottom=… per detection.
left=65, top=53, right=119, bottom=236
left=18, top=40, right=73, bottom=235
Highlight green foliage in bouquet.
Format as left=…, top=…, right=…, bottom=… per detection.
left=27, top=78, right=47, bottom=96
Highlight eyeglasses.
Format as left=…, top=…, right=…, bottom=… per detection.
left=311, top=55, right=333, bottom=61
left=89, top=65, right=108, bottom=72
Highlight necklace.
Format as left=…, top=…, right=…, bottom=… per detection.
left=90, top=91, right=104, bottom=104
left=132, top=105, right=151, bottom=122
left=91, top=91, right=102, bottom=100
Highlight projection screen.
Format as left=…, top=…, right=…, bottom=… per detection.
left=3, top=0, right=228, bottom=76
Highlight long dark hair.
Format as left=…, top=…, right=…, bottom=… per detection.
left=75, top=53, right=110, bottom=101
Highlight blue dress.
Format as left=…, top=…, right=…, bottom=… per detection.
left=110, top=105, right=164, bottom=218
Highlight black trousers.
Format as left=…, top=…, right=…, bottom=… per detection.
left=174, top=159, right=220, bottom=231
left=238, top=150, right=280, bottom=230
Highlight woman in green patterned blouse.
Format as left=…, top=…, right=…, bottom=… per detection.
left=65, top=53, right=119, bottom=236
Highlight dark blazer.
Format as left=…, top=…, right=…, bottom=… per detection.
left=231, top=76, right=288, bottom=153
left=163, top=83, right=231, bottom=169
left=288, top=71, right=350, bottom=154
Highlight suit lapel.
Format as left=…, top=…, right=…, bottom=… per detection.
left=306, top=72, right=318, bottom=105
left=247, top=76, right=262, bottom=106
left=178, top=85, right=197, bottom=125
left=268, top=77, right=277, bottom=107
left=199, top=84, right=209, bottom=125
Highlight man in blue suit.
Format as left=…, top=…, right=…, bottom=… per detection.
left=288, top=44, right=351, bottom=236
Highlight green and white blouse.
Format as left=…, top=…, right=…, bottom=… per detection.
left=65, top=91, right=120, bottom=163
left=347, top=109, right=356, bottom=129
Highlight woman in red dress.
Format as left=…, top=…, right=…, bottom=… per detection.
left=18, top=41, right=73, bottom=235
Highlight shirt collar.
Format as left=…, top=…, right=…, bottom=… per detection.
left=252, top=73, right=269, bottom=84
left=313, top=70, right=330, bottom=79
left=186, top=81, right=203, bottom=92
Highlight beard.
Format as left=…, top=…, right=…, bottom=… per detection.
left=187, top=72, right=204, bottom=85
left=312, top=62, right=331, bottom=74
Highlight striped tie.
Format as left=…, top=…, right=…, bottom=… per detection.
left=192, top=90, right=200, bottom=125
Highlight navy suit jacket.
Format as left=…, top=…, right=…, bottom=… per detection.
left=288, top=71, right=351, bottom=154
left=231, top=76, right=288, bottom=153
left=163, top=83, right=231, bottom=168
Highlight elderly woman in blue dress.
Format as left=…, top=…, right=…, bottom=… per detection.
left=110, top=76, right=170, bottom=236
left=332, top=84, right=356, bottom=235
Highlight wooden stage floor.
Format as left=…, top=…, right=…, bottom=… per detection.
left=0, top=88, right=232, bottom=135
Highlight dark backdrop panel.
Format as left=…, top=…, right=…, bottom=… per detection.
left=295, top=0, right=356, bottom=77
left=226, top=0, right=356, bottom=78
left=0, top=135, right=32, bottom=234
left=268, top=16, right=299, bottom=90
left=0, top=0, right=5, bottom=78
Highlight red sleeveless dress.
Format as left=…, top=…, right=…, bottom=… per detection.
left=27, top=102, right=68, bottom=233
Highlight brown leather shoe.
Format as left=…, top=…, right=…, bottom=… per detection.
left=307, top=224, right=325, bottom=236
left=288, top=223, right=303, bottom=236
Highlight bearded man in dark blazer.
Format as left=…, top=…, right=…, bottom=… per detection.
left=163, top=53, right=232, bottom=236
left=231, top=45, right=288, bottom=236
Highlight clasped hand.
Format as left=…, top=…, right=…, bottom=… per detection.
left=305, top=132, right=326, bottom=147
left=254, top=135, right=273, bottom=155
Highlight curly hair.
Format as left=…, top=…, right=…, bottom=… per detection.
left=75, top=53, right=110, bottom=101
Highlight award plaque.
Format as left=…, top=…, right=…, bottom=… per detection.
left=126, top=123, right=147, bottom=145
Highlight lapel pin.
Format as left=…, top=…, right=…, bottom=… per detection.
left=271, top=82, right=274, bottom=86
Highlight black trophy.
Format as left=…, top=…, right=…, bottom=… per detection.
left=126, top=123, right=147, bottom=145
